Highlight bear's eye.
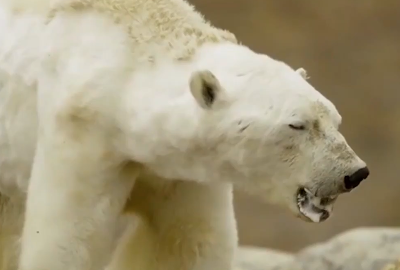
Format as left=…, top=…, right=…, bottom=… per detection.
left=289, top=124, right=306, bottom=131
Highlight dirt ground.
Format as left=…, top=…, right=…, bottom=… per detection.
left=190, top=0, right=400, bottom=252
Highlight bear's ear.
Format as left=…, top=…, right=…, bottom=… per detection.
left=189, top=70, right=225, bottom=109
left=296, top=68, right=309, bottom=80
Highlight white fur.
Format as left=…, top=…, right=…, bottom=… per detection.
left=0, top=1, right=368, bottom=270
left=108, top=177, right=237, bottom=270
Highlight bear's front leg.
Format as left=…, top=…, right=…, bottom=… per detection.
left=18, top=116, right=138, bottom=270
left=109, top=179, right=238, bottom=270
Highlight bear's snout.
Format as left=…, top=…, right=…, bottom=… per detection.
left=343, top=166, right=370, bottom=190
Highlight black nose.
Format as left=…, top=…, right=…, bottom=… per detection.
left=344, top=167, right=370, bottom=190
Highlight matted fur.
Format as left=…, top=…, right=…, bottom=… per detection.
left=49, top=0, right=237, bottom=60
left=8, top=0, right=237, bottom=61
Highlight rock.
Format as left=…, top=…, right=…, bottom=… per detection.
left=236, top=227, right=400, bottom=270
left=289, top=227, right=400, bottom=270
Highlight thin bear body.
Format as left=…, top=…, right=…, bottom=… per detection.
left=0, top=0, right=369, bottom=270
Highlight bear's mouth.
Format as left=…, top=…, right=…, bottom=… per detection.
left=296, top=187, right=337, bottom=223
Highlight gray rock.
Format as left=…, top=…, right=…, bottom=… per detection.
left=236, top=227, right=400, bottom=270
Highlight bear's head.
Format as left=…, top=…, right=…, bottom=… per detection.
left=187, top=44, right=369, bottom=223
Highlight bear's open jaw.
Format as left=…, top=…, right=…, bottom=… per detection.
left=296, top=187, right=336, bottom=223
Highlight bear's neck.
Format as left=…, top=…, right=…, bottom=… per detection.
left=118, top=42, right=251, bottom=182
left=118, top=60, right=205, bottom=181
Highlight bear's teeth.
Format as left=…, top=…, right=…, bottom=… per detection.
left=299, top=204, right=323, bottom=223
left=296, top=187, right=331, bottom=223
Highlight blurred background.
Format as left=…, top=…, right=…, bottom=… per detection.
left=190, top=0, right=400, bottom=252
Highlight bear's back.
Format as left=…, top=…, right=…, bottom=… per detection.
left=49, top=0, right=237, bottom=61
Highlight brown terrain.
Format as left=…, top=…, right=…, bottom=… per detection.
left=190, top=0, right=400, bottom=252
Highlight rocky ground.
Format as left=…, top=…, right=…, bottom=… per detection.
left=235, top=227, right=400, bottom=270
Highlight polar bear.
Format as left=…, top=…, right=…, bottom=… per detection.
left=0, top=0, right=370, bottom=270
